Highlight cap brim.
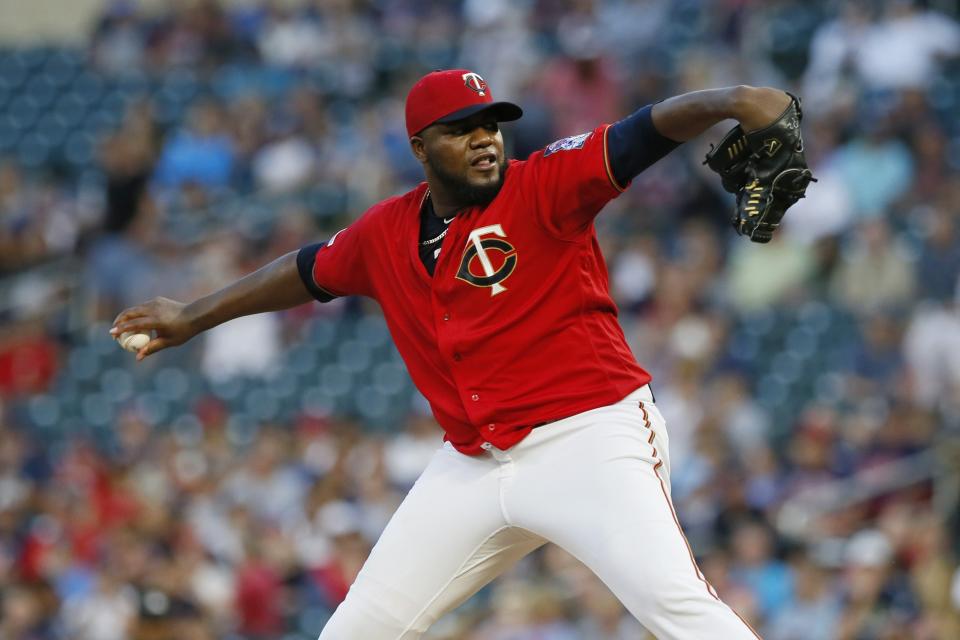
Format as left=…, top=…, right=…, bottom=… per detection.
left=434, top=101, right=523, bottom=126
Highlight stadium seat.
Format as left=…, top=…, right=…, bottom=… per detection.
left=51, top=93, right=93, bottom=127
left=226, top=411, right=260, bottom=446
left=5, top=95, right=41, bottom=130
left=353, top=315, right=391, bottom=350
left=33, top=113, right=72, bottom=146
left=116, top=73, right=151, bottom=98
left=70, top=70, right=107, bottom=106
left=153, top=366, right=191, bottom=402
left=27, top=393, right=61, bottom=429
left=133, top=392, right=171, bottom=427
left=784, top=326, right=819, bottom=360
left=170, top=412, right=204, bottom=445
left=64, top=130, right=96, bottom=166
left=16, top=133, right=51, bottom=168
left=82, top=392, right=114, bottom=428
left=267, top=367, right=301, bottom=399
left=24, top=74, right=57, bottom=108
left=0, top=52, right=28, bottom=91
left=0, top=118, right=20, bottom=152
left=241, top=386, right=278, bottom=422
left=306, top=317, right=337, bottom=349
left=350, top=384, right=391, bottom=422
left=768, top=351, right=804, bottom=385
left=371, top=361, right=409, bottom=396
left=337, top=340, right=372, bottom=375
left=41, top=48, right=83, bottom=83
left=300, top=384, right=338, bottom=418
left=320, top=364, right=353, bottom=397
left=101, top=367, right=135, bottom=403
left=67, top=347, right=101, bottom=383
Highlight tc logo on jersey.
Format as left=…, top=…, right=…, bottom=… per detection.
left=462, top=72, right=487, bottom=96
left=456, top=225, right=517, bottom=297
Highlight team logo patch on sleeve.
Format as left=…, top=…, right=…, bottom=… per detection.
left=544, top=132, right=591, bottom=157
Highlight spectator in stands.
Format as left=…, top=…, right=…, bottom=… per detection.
left=224, top=429, right=307, bottom=527
left=828, top=113, right=915, bottom=219
left=98, top=100, right=158, bottom=238
left=610, top=235, right=657, bottom=312
left=252, top=122, right=318, bottom=193
left=86, top=100, right=161, bottom=319
left=916, top=205, right=960, bottom=303
left=383, top=413, right=442, bottom=490
left=256, top=3, right=327, bottom=68
left=234, top=533, right=285, bottom=640
left=901, top=510, right=960, bottom=638
left=536, top=20, right=622, bottom=137
left=458, top=0, right=541, bottom=103
left=802, top=0, right=874, bottom=111
left=0, top=161, right=76, bottom=273
left=148, top=0, right=247, bottom=70
left=61, top=570, right=138, bottom=640
left=846, top=313, right=905, bottom=399
left=708, top=372, right=770, bottom=457
left=903, top=287, right=960, bottom=409
left=836, top=528, right=919, bottom=639
left=725, top=233, right=815, bottom=312
left=576, top=574, right=647, bottom=639
left=196, top=232, right=282, bottom=381
left=766, top=551, right=842, bottom=640
left=853, top=0, right=960, bottom=91
left=154, top=99, right=235, bottom=190
left=90, top=1, right=146, bottom=75
left=729, top=520, right=794, bottom=619
left=829, top=218, right=916, bottom=314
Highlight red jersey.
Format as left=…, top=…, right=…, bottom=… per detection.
left=308, top=124, right=651, bottom=454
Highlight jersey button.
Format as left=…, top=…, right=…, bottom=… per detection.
left=471, top=393, right=480, bottom=402
left=443, top=312, right=450, bottom=321
left=453, top=353, right=462, bottom=361
left=487, top=423, right=495, bottom=431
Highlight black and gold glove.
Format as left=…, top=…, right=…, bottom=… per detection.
left=704, top=93, right=816, bottom=243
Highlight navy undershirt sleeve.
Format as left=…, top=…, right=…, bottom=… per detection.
left=606, top=104, right=682, bottom=187
left=296, top=242, right=337, bottom=302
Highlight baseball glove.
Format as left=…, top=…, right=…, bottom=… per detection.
left=704, top=93, right=816, bottom=243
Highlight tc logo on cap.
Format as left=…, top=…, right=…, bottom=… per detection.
left=462, top=72, right=487, bottom=96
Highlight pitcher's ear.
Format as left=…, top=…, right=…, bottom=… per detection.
left=410, top=135, right=427, bottom=163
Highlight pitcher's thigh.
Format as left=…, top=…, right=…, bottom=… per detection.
left=512, top=414, right=760, bottom=639
left=570, top=463, right=759, bottom=639
left=318, top=447, right=544, bottom=640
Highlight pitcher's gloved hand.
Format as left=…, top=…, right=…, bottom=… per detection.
left=704, top=93, right=816, bottom=243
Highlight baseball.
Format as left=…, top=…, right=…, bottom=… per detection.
left=118, top=331, right=151, bottom=353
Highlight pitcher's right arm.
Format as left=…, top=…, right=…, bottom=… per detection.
left=110, top=249, right=314, bottom=360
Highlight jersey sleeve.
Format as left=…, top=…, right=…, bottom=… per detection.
left=523, top=124, right=626, bottom=239
left=606, top=104, right=681, bottom=186
left=296, top=216, right=373, bottom=302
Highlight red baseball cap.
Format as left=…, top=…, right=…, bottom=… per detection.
left=405, top=69, right=523, bottom=137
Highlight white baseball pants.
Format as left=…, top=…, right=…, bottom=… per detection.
left=318, top=386, right=761, bottom=639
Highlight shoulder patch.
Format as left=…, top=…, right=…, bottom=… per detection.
left=544, top=132, right=592, bottom=157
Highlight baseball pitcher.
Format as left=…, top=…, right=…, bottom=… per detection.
left=112, top=69, right=813, bottom=639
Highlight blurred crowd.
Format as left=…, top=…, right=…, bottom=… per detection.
left=2, top=0, right=960, bottom=638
